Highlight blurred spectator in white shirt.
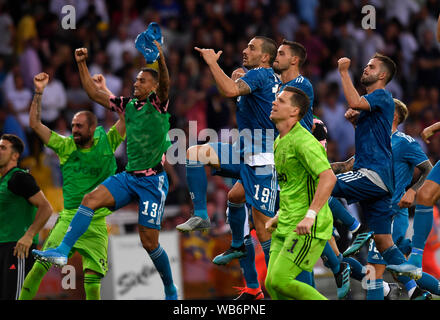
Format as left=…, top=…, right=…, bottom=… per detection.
left=40, top=65, right=67, bottom=129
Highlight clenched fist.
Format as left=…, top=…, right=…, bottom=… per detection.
left=338, top=57, right=351, bottom=73
left=33, top=72, right=49, bottom=93
left=75, top=48, right=88, bottom=63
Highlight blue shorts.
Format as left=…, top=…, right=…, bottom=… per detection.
left=332, top=170, right=393, bottom=235
left=102, top=171, right=169, bottom=229
left=427, top=160, right=440, bottom=185
left=367, top=210, right=409, bottom=265
left=209, top=142, right=278, bottom=217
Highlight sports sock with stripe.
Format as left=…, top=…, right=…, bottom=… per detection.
left=58, top=205, right=94, bottom=256
left=148, top=244, right=176, bottom=297
left=18, top=260, right=51, bottom=300
left=260, top=239, right=271, bottom=266
left=84, top=273, right=102, bottom=300
left=410, top=204, right=433, bottom=267
left=186, top=160, right=208, bottom=219
left=239, top=235, right=259, bottom=289
left=366, top=279, right=384, bottom=300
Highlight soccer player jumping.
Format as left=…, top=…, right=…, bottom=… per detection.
left=32, top=38, right=178, bottom=299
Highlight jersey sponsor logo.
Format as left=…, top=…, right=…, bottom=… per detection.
left=72, top=166, right=102, bottom=177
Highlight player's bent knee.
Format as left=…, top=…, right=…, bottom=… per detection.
left=81, top=192, right=104, bottom=210
left=227, top=190, right=245, bottom=204
left=81, top=186, right=114, bottom=210
left=416, top=188, right=437, bottom=207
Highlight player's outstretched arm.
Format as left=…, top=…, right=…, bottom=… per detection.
left=92, top=73, right=126, bottom=138
left=75, top=48, right=111, bottom=109
left=154, top=40, right=170, bottom=103
left=29, top=73, right=52, bottom=144
left=338, top=57, right=370, bottom=111
left=194, top=47, right=249, bottom=98
left=421, top=122, right=440, bottom=144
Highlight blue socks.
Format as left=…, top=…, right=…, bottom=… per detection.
left=329, top=197, right=359, bottom=232
left=260, top=240, right=271, bottom=266
left=296, top=271, right=315, bottom=287
left=148, top=245, right=175, bottom=296
left=417, top=272, right=440, bottom=295
left=321, top=242, right=340, bottom=274
left=408, top=248, right=424, bottom=268
left=381, top=245, right=412, bottom=284
left=404, top=280, right=417, bottom=297
left=343, top=257, right=365, bottom=281
left=407, top=204, right=433, bottom=268
left=228, top=201, right=246, bottom=248
left=412, top=204, right=433, bottom=249
left=58, top=205, right=94, bottom=255
left=186, top=160, right=208, bottom=219
left=366, top=279, right=384, bottom=300
left=240, top=235, right=259, bottom=289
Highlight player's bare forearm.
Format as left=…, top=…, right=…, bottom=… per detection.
left=77, top=61, right=111, bottom=108
left=208, top=62, right=241, bottom=98
left=331, top=156, right=354, bottom=174
left=26, top=191, right=53, bottom=239
left=308, top=169, right=337, bottom=214
left=411, top=160, right=433, bottom=192
left=339, top=72, right=370, bottom=111
left=29, top=91, right=51, bottom=144
left=114, top=113, right=126, bottom=139
left=156, top=50, right=170, bottom=103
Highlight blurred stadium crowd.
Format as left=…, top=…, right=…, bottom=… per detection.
left=1, top=0, right=440, bottom=237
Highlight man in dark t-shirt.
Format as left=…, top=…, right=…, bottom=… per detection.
left=0, top=134, right=52, bottom=300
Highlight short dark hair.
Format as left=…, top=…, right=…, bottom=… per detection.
left=75, top=110, right=97, bottom=128
left=141, top=67, right=159, bottom=82
left=373, top=53, right=396, bottom=84
left=254, top=36, right=277, bottom=66
left=282, top=86, right=310, bottom=120
left=281, top=39, right=307, bottom=67
left=1, top=134, right=24, bottom=156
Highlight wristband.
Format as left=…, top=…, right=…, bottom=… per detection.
left=305, top=209, right=317, bottom=219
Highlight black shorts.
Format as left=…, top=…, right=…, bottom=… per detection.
left=0, top=242, right=36, bottom=300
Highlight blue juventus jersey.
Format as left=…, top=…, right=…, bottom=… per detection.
left=391, top=130, right=429, bottom=213
left=237, top=67, right=281, bottom=155
left=353, top=89, right=395, bottom=194
left=279, top=75, right=314, bottom=132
